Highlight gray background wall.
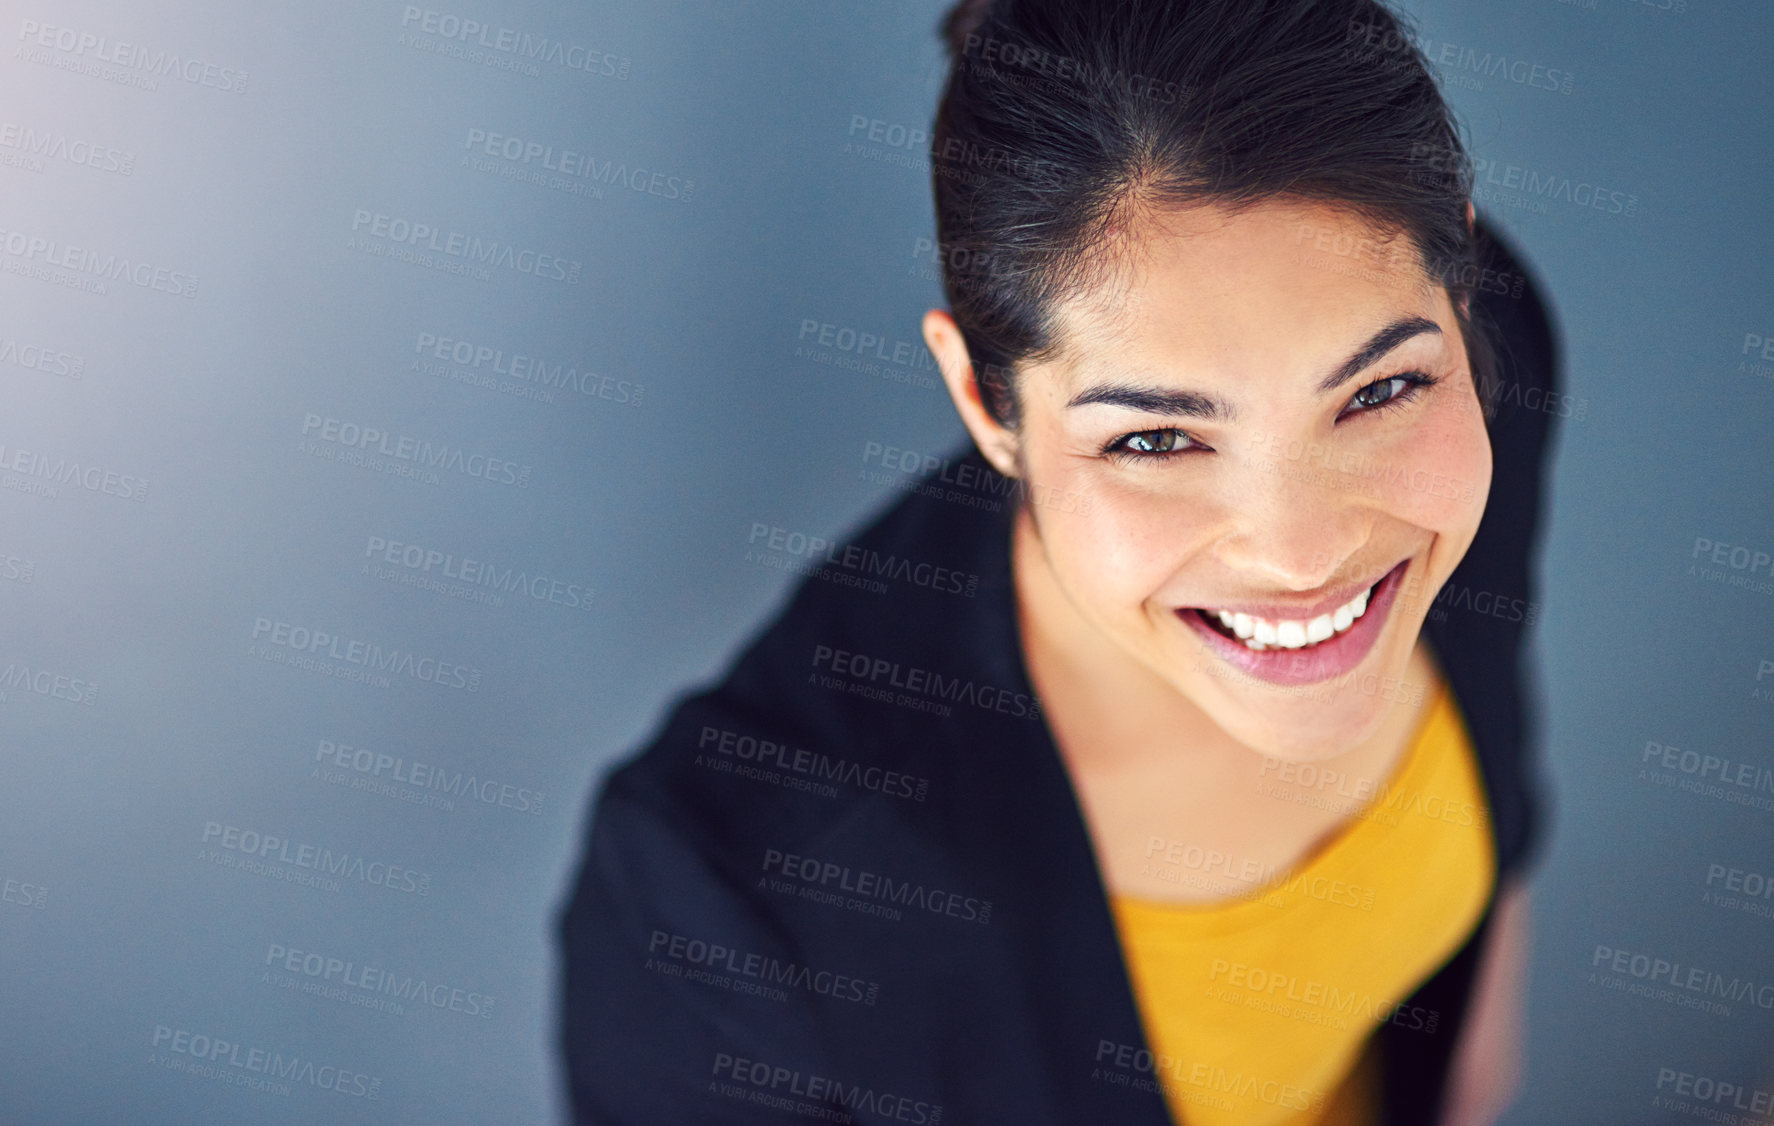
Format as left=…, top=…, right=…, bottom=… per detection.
left=0, top=1, right=1768, bottom=1122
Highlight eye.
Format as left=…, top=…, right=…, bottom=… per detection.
left=1102, top=427, right=1204, bottom=462
left=1341, top=371, right=1440, bottom=419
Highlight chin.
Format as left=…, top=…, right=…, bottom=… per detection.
left=1142, top=547, right=1445, bottom=761
left=1208, top=691, right=1397, bottom=764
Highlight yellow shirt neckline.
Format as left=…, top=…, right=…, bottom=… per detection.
left=1103, top=677, right=1496, bottom=1126
left=1110, top=678, right=1453, bottom=934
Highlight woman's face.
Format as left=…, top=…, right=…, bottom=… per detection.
left=932, top=199, right=1491, bottom=762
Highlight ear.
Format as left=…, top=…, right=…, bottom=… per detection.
left=922, top=309, right=1021, bottom=478
left=1465, top=199, right=1476, bottom=233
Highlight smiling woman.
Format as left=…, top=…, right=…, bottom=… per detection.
left=951, top=200, right=1496, bottom=766
left=558, top=1, right=1560, bottom=1124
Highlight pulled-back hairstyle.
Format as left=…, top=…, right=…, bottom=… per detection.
left=931, top=0, right=1495, bottom=427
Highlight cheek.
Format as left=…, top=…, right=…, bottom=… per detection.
left=1032, top=463, right=1215, bottom=611
left=1361, top=394, right=1492, bottom=534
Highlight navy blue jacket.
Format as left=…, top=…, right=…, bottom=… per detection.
left=557, top=217, right=1560, bottom=1125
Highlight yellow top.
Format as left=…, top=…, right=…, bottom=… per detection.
left=1108, top=680, right=1495, bottom=1126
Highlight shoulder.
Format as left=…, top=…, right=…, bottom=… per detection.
left=597, top=451, right=1019, bottom=848
left=554, top=678, right=887, bottom=1123
left=1432, top=213, right=1563, bottom=884
left=556, top=757, right=838, bottom=1123
left=556, top=450, right=1022, bottom=1121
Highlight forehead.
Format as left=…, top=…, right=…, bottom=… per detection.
left=1042, top=199, right=1446, bottom=386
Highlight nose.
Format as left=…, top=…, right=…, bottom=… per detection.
left=1212, top=458, right=1373, bottom=591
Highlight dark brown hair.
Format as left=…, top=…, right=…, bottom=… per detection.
left=931, top=0, right=1494, bottom=426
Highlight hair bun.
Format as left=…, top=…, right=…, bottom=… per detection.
left=940, top=0, right=999, bottom=61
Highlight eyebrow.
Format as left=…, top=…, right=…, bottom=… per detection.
left=1064, top=315, right=1443, bottom=421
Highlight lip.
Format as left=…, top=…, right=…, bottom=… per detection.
left=1174, top=557, right=1411, bottom=687
left=1186, top=565, right=1398, bottom=623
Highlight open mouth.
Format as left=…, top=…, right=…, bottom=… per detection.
left=1172, top=558, right=1412, bottom=687
left=1190, top=574, right=1387, bottom=652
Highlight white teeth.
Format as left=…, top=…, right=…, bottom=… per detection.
left=1204, top=580, right=1379, bottom=652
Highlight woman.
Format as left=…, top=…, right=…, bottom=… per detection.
left=558, top=1, right=1560, bottom=1123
